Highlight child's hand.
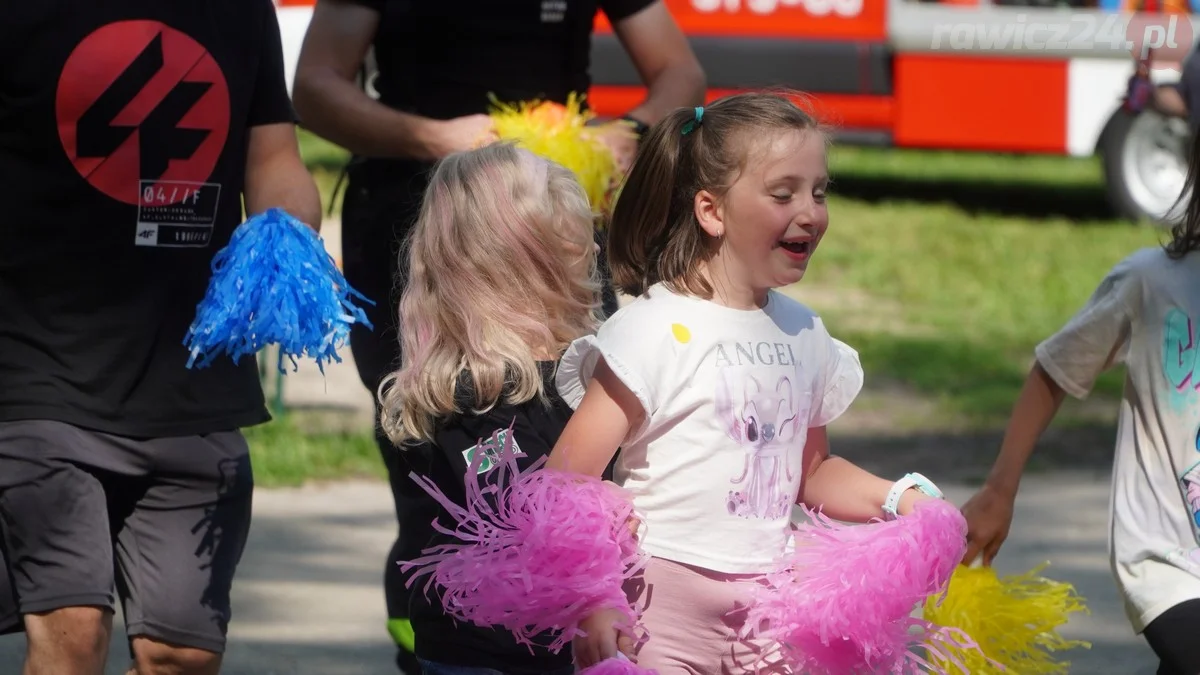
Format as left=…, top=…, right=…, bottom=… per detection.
left=601, top=480, right=642, bottom=540
left=960, top=483, right=1016, bottom=566
left=573, top=607, right=636, bottom=668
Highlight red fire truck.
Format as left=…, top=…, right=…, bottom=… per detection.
left=273, top=0, right=1200, bottom=223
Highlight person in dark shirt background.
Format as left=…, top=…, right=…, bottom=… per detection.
left=0, top=1, right=321, bottom=674
left=376, top=141, right=602, bottom=674
left=291, top=2, right=704, bottom=670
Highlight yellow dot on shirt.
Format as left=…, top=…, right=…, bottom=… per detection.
left=671, top=323, right=691, bottom=344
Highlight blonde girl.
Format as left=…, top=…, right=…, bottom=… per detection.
left=378, top=142, right=601, bottom=675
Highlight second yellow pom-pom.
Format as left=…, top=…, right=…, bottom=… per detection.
left=923, top=563, right=1091, bottom=674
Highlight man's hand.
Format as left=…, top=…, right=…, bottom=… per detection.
left=596, top=125, right=639, bottom=176
left=573, top=607, right=635, bottom=668
left=960, top=483, right=1016, bottom=566
left=427, top=114, right=497, bottom=158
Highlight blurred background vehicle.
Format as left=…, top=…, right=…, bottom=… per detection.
left=274, top=0, right=1200, bottom=224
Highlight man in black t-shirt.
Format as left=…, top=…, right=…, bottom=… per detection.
left=0, top=1, right=321, bottom=673
left=291, top=1, right=704, bottom=671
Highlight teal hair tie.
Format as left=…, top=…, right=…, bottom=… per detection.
left=681, top=106, right=704, bottom=135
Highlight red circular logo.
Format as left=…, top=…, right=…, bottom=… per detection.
left=55, top=21, right=230, bottom=205
left=1126, top=13, right=1194, bottom=72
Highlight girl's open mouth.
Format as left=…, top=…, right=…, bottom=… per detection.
left=780, top=241, right=811, bottom=256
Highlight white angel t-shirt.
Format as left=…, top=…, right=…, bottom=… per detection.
left=555, top=283, right=863, bottom=574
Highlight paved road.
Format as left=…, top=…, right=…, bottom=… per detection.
left=0, top=474, right=1159, bottom=674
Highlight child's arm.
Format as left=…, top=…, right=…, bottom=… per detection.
left=799, top=426, right=937, bottom=521
left=960, top=362, right=1068, bottom=561
left=547, top=358, right=644, bottom=477
left=549, top=359, right=645, bottom=667
left=960, top=357, right=1091, bottom=565
left=961, top=253, right=1143, bottom=565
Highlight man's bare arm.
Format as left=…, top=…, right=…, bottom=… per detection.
left=611, top=1, right=706, bottom=125
left=244, top=122, right=323, bottom=230
left=291, top=0, right=478, bottom=160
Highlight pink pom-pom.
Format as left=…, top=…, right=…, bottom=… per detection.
left=744, top=498, right=984, bottom=674
left=578, top=655, right=658, bottom=675
left=401, top=424, right=646, bottom=653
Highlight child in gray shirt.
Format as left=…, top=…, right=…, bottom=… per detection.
left=960, top=138, right=1200, bottom=674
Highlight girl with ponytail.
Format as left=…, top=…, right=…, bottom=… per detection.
left=547, top=92, right=950, bottom=672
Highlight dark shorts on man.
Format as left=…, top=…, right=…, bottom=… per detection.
left=0, top=420, right=254, bottom=654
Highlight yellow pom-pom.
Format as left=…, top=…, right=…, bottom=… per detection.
left=488, top=92, right=630, bottom=220
left=922, top=563, right=1091, bottom=674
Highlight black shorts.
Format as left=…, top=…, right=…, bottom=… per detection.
left=1144, top=598, right=1200, bottom=675
left=0, top=420, right=254, bottom=654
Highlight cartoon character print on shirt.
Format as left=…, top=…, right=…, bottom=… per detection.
left=1168, top=438, right=1200, bottom=572
left=1164, top=309, right=1200, bottom=531
left=716, top=369, right=799, bottom=519
left=712, top=334, right=809, bottom=520
left=1181, top=428, right=1200, bottom=530
left=55, top=20, right=231, bottom=249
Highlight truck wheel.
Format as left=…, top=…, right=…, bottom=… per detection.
left=1102, top=108, right=1191, bottom=225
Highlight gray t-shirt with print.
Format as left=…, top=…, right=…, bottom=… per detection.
left=1036, top=246, right=1200, bottom=633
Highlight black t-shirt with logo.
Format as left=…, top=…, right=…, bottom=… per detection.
left=408, top=362, right=577, bottom=673
left=0, top=0, right=294, bottom=437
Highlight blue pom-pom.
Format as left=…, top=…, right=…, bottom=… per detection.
left=184, top=208, right=375, bottom=373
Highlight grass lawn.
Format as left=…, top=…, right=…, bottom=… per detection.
left=246, top=412, right=385, bottom=486
left=795, top=143, right=1162, bottom=426
left=247, top=130, right=1164, bottom=485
